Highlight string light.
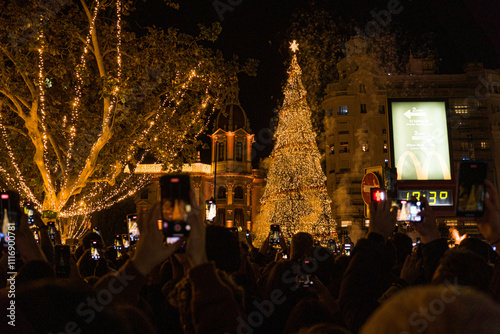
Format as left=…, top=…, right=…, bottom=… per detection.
left=254, top=44, right=335, bottom=242
left=0, top=1, right=232, bottom=234
left=62, top=0, right=101, bottom=192
left=36, top=28, right=58, bottom=208
left=0, top=114, right=41, bottom=207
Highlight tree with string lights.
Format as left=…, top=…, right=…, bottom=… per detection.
left=0, top=0, right=254, bottom=237
left=255, top=41, right=335, bottom=240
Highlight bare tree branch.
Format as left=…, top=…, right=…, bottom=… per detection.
left=0, top=46, right=36, bottom=98
left=47, top=133, right=66, bottom=174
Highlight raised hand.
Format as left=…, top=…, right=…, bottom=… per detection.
left=477, top=179, right=500, bottom=252
left=15, top=212, right=46, bottom=263
left=185, top=196, right=208, bottom=268
left=400, top=252, right=422, bottom=284
left=412, top=197, right=440, bottom=244
left=368, top=199, right=397, bottom=240
left=131, top=202, right=183, bottom=277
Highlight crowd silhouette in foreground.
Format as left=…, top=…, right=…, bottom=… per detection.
left=1, top=180, right=500, bottom=333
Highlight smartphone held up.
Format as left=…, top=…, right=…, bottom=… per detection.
left=269, top=224, right=280, bottom=245
left=55, top=245, right=71, bottom=277
left=456, top=161, right=488, bottom=218
left=0, top=191, right=20, bottom=249
left=396, top=200, right=423, bottom=222
left=160, top=175, right=192, bottom=251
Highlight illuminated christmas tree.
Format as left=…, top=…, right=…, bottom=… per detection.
left=255, top=41, right=335, bottom=240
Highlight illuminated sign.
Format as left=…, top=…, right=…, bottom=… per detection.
left=397, top=189, right=453, bottom=206
left=390, top=101, right=451, bottom=180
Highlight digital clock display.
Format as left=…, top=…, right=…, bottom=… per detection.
left=397, top=190, right=453, bottom=206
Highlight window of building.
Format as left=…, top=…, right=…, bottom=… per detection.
left=341, top=220, right=352, bottom=227
left=423, top=61, right=433, bottom=71
left=339, top=130, right=349, bottom=135
left=217, top=142, right=225, bottom=161
left=461, top=142, right=469, bottom=151
left=338, top=106, right=348, bottom=115
left=340, top=142, right=349, bottom=153
left=360, top=104, right=367, bottom=113
left=217, top=186, right=226, bottom=199
left=140, top=190, right=149, bottom=199
left=326, top=108, right=333, bottom=116
left=378, top=105, right=385, bottom=114
left=234, top=186, right=244, bottom=199
left=359, top=84, right=366, bottom=93
left=454, top=105, right=468, bottom=114
left=330, top=145, right=335, bottom=155
left=383, top=141, right=388, bottom=153
left=236, top=142, right=243, bottom=161
left=362, top=142, right=369, bottom=152
left=216, top=208, right=225, bottom=225
left=234, top=208, right=244, bottom=227
left=480, top=141, right=489, bottom=149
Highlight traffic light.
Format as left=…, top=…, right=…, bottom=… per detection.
left=385, top=167, right=398, bottom=199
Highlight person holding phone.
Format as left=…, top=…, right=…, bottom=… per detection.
left=93, top=190, right=243, bottom=333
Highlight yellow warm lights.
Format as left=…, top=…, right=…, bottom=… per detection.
left=254, top=48, right=335, bottom=241
left=0, top=0, right=229, bottom=236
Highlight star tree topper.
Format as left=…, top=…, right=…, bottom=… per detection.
left=290, top=40, right=299, bottom=53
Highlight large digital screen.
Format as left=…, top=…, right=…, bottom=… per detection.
left=390, top=101, right=451, bottom=180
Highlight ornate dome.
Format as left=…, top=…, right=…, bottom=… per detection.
left=214, top=84, right=251, bottom=133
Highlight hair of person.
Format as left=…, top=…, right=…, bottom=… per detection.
left=389, top=232, right=413, bottom=265
left=82, top=231, right=103, bottom=250
left=283, top=297, right=334, bottom=334
left=16, top=279, right=129, bottom=333
left=290, top=232, right=314, bottom=261
left=299, top=322, right=353, bottom=334
left=205, top=225, right=241, bottom=274
left=361, top=285, right=500, bottom=334
left=15, top=260, right=56, bottom=288
left=458, top=237, right=492, bottom=262
left=432, top=248, right=493, bottom=292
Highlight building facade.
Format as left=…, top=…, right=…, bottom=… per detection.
left=323, top=37, right=500, bottom=233
left=131, top=92, right=264, bottom=231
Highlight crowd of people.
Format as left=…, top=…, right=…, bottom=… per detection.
left=1, top=180, right=500, bottom=333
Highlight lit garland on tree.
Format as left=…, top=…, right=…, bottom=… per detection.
left=0, top=0, right=250, bottom=238
left=255, top=40, right=335, bottom=240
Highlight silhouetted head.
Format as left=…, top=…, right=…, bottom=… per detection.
left=389, top=232, right=413, bottom=265
left=205, top=225, right=241, bottom=274
left=82, top=231, right=104, bottom=250
left=16, top=260, right=55, bottom=288
left=300, top=323, right=353, bottom=334
left=458, top=237, right=492, bottom=262
left=432, top=248, right=493, bottom=292
left=17, top=279, right=128, bottom=333
left=284, top=298, right=334, bottom=333
left=290, top=232, right=314, bottom=261
left=361, top=285, right=500, bottom=334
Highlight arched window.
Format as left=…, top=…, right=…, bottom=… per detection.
left=217, top=186, right=227, bottom=199
left=234, top=208, right=244, bottom=227
left=236, top=142, right=244, bottom=161
left=359, top=84, right=366, bottom=93
left=217, top=142, right=225, bottom=161
left=234, top=186, right=244, bottom=199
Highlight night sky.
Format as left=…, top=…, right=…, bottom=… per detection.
left=132, top=0, right=500, bottom=165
